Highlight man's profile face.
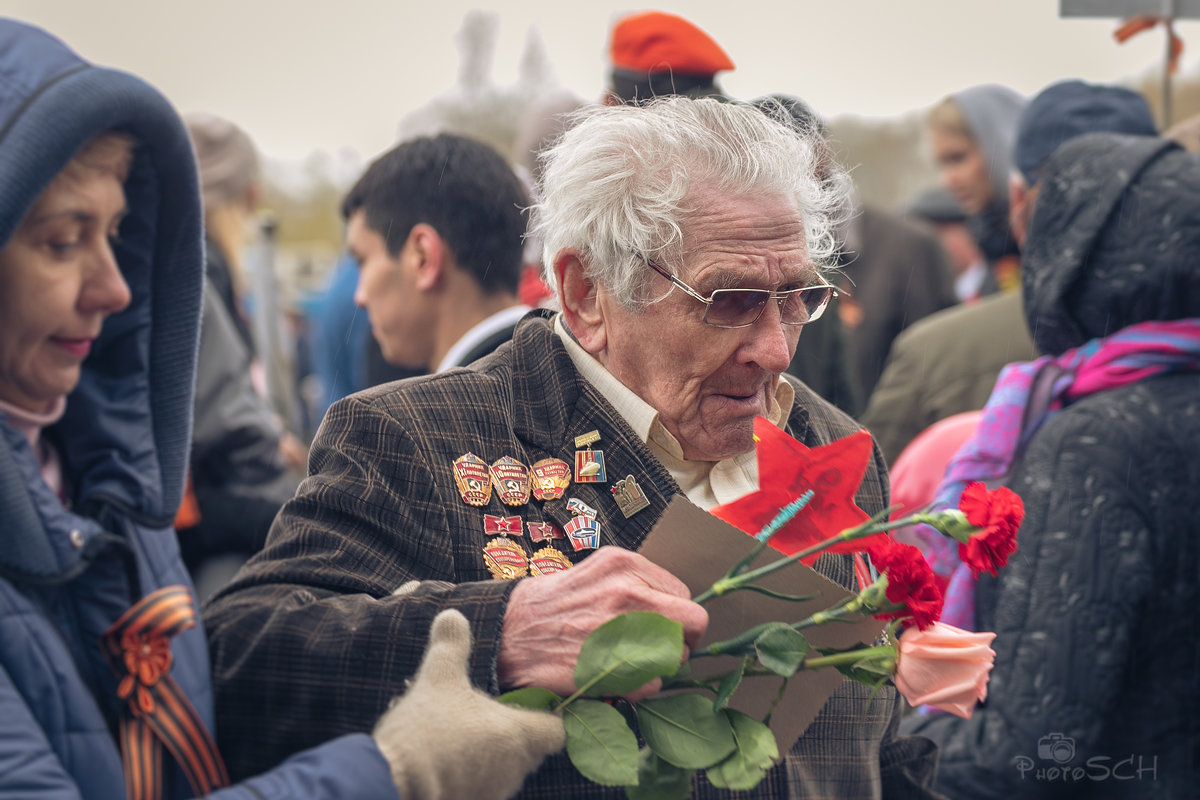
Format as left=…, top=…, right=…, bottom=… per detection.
left=598, top=187, right=811, bottom=461
left=346, top=209, right=431, bottom=369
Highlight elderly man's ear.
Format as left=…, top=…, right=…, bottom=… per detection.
left=406, top=223, right=448, bottom=292
left=553, top=249, right=607, bottom=354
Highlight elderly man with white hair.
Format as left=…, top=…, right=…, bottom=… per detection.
left=206, top=97, right=940, bottom=798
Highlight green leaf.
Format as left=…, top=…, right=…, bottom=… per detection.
left=834, top=661, right=893, bottom=688
left=706, top=710, right=780, bottom=790
left=625, top=748, right=694, bottom=800
left=636, top=694, right=737, bottom=769
left=713, top=657, right=749, bottom=712
left=497, top=687, right=561, bottom=711
left=697, top=620, right=790, bottom=658
left=575, top=612, right=684, bottom=696
left=755, top=626, right=811, bottom=677
left=564, top=699, right=641, bottom=786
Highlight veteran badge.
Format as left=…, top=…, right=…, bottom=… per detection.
left=566, top=497, right=598, bottom=520
left=564, top=516, right=601, bottom=551
left=529, top=547, right=573, bottom=576
left=489, top=456, right=531, bottom=506
left=527, top=520, right=564, bottom=542
left=453, top=452, right=491, bottom=506
left=573, top=430, right=607, bottom=483
left=483, top=537, right=529, bottom=580
left=530, top=458, right=571, bottom=501
left=484, top=514, right=523, bottom=536
left=612, top=474, right=650, bottom=518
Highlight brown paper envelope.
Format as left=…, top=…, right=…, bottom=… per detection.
left=637, top=496, right=885, bottom=754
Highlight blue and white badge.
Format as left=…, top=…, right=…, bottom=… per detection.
left=564, top=516, right=601, bottom=551
left=566, top=497, right=598, bottom=520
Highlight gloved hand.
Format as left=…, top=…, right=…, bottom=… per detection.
left=372, top=609, right=565, bottom=800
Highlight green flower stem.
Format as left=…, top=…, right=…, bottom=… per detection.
left=695, top=492, right=816, bottom=605
left=554, top=669, right=625, bottom=711
left=691, top=621, right=787, bottom=658
left=659, top=676, right=721, bottom=693
left=792, top=596, right=863, bottom=631
left=801, top=645, right=895, bottom=671
left=909, top=510, right=979, bottom=544
left=694, top=506, right=907, bottom=606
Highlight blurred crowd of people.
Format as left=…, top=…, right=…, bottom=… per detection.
left=1, top=7, right=1197, bottom=800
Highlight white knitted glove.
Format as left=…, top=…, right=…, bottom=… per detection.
left=372, top=610, right=565, bottom=800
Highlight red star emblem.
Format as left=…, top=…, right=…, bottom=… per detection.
left=711, top=417, right=883, bottom=564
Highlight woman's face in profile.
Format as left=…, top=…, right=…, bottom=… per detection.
left=930, top=127, right=992, bottom=216
left=0, top=166, right=130, bottom=412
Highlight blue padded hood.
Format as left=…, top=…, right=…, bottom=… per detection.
left=0, top=18, right=203, bottom=523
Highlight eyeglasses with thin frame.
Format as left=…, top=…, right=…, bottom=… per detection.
left=642, top=256, right=838, bottom=328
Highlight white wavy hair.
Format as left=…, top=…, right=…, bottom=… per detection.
left=532, top=96, right=850, bottom=309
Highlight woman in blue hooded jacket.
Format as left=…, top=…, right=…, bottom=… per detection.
left=0, top=18, right=561, bottom=800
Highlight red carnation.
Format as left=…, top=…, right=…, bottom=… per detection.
left=867, top=538, right=944, bottom=631
left=957, top=483, right=1023, bottom=578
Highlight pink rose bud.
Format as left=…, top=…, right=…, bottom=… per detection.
left=893, top=622, right=996, bottom=719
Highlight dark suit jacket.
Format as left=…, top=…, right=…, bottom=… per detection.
left=839, top=206, right=960, bottom=409
left=204, top=313, right=940, bottom=797
left=861, top=291, right=1039, bottom=465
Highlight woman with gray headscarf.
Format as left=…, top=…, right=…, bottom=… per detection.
left=927, top=84, right=1026, bottom=295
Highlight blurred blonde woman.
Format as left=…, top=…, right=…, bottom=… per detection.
left=179, top=113, right=303, bottom=599
left=927, top=84, right=1026, bottom=295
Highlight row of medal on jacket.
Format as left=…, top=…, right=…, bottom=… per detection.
left=451, top=431, right=650, bottom=580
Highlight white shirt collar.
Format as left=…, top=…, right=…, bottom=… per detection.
left=436, top=305, right=532, bottom=373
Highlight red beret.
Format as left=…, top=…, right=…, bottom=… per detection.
left=609, top=11, right=734, bottom=75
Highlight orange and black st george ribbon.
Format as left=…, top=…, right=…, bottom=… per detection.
left=100, top=585, right=230, bottom=800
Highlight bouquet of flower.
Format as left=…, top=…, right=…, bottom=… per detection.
left=501, top=421, right=1023, bottom=798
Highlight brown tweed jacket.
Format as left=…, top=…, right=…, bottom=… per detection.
left=204, top=312, right=941, bottom=798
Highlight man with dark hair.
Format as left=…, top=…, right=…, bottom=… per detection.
left=342, top=133, right=531, bottom=373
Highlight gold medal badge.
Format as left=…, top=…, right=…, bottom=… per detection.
left=490, top=456, right=531, bottom=506
left=529, top=547, right=573, bottom=576
left=530, top=457, right=571, bottom=501
left=483, top=537, right=529, bottom=580
left=453, top=452, right=492, bottom=506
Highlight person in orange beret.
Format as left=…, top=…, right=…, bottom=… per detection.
left=605, top=10, right=735, bottom=105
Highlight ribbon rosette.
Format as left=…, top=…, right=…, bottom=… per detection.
left=117, top=629, right=174, bottom=715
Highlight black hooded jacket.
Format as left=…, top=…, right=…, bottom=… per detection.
left=904, top=134, right=1200, bottom=798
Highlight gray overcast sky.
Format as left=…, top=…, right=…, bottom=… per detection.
left=1, top=0, right=1191, bottom=161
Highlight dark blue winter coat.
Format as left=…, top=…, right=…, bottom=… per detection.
left=0, top=18, right=398, bottom=799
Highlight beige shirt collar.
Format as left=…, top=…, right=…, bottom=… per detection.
left=553, top=314, right=794, bottom=510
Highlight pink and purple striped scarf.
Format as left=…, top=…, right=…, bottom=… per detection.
left=916, top=318, right=1200, bottom=631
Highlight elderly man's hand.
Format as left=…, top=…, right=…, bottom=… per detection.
left=497, top=547, right=707, bottom=700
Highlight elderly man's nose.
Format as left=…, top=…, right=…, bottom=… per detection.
left=743, top=301, right=792, bottom=372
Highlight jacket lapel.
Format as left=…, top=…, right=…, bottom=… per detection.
left=507, top=314, right=681, bottom=553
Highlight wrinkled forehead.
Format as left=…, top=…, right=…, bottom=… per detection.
left=676, top=187, right=815, bottom=283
